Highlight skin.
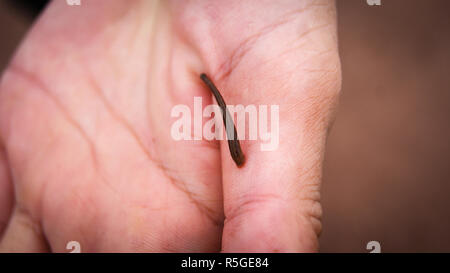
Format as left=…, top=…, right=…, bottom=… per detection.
left=0, top=0, right=341, bottom=252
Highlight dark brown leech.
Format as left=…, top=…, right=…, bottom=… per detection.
left=200, top=73, right=245, bottom=167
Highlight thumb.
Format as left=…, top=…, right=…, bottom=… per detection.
left=212, top=5, right=341, bottom=252
left=174, top=0, right=341, bottom=252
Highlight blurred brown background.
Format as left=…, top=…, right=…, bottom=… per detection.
left=0, top=0, right=449, bottom=252
left=321, top=0, right=450, bottom=252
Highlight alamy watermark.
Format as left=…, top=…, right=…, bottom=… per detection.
left=367, top=0, right=381, bottom=6
left=366, top=241, right=381, bottom=253
left=66, top=0, right=81, bottom=6
left=66, top=241, right=81, bottom=253
left=171, top=97, right=279, bottom=151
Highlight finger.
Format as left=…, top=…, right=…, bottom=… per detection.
left=220, top=126, right=331, bottom=252
left=218, top=68, right=340, bottom=252
left=0, top=144, right=13, bottom=238
left=220, top=78, right=340, bottom=252
left=219, top=71, right=340, bottom=243
left=188, top=2, right=341, bottom=252
left=0, top=206, right=49, bottom=252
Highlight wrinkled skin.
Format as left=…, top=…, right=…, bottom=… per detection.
left=0, top=0, right=341, bottom=252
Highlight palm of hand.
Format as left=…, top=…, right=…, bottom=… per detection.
left=0, top=0, right=340, bottom=252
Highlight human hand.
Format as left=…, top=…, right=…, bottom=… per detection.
left=0, top=0, right=340, bottom=252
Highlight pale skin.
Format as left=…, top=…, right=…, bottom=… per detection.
left=0, top=0, right=341, bottom=252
